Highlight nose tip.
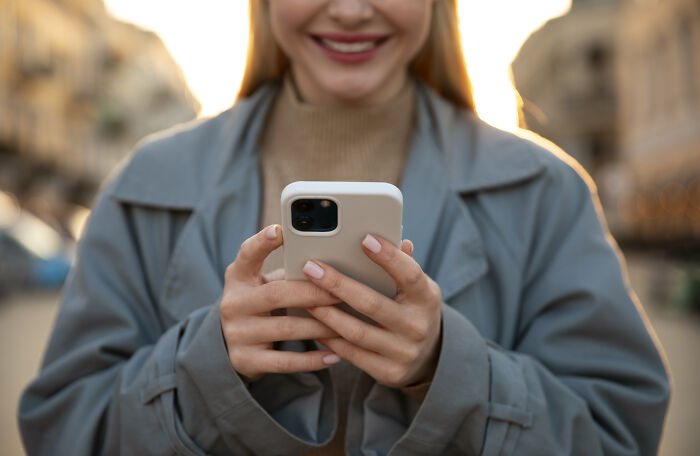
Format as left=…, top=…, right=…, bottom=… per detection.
left=328, top=0, right=374, bottom=25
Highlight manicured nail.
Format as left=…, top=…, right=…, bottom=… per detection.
left=362, top=234, right=382, bottom=254
left=303, top=260, right=325, bottom=279
left=323, top=354, right=341, bottom=365
left=265, top=225, right=278, bottom=240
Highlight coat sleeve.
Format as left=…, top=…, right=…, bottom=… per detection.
left=357, top=159, right=670, bottom=455
left=17, top=177, right=335, bottom=455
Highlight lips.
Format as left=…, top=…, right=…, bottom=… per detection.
left=311, top=33, right=390, bottom=55
left=320, top=38, right=377, bottom=53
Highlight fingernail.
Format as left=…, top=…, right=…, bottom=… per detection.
left=303, top=261, right=324, bottom=279
left=265, top=225, right=278, bottom=240
left=323, top=354, right=341, bottom=365
left=362, top=234, right=382, bottom=254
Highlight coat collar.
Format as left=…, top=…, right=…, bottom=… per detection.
left=399, top=86, right=488, bottom=300
left=111, top=81, right=545, bottom=207
left=417, top=83, right=546, bottom=194
left=111, top=81, right=546, bottom=302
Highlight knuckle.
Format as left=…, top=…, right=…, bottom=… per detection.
left=241, top=236, right=257, bottom=251
left=318, top=288, right=337, bottom=304
left=311, top=305, right=329, bottom=319
left=276, top=317, right=295, bottom=339
left=228, top=346, right=245, bottom=367
left=307, top=354, right=320, bottom=372
left=429, top=279, right=443, bottom=301
left=346, top=324, right=368, bottom=344
left=326, top=272, right=343, bottom=292
left=224, top=263, right=236, bottom=280
left=405, top=263, right=424, bottom=287
left=400, top=344, right=421, bottom=364
left=219, top=294, right=239, bottom=320
left=219, top=295, right=232, bottom=315
left=364, top=295, right=383, bottom=315
left=273, top=355, right=292, bottom=373
left=238, top=238, right=258, bottom=261
left=407, top=320, right=429, bottom=341
left=338, top=341, right=355, bottom=361
left=382, top=364, right=407, bottom=387
left=265, top=282, right=284, bottom=307
left=306, top=283, right=328, bottom=302
left=224, top=323, right=244, bottom=344
left=306, top=320, right=324, bottom=337
left=383, top=245, right=398, bottom=262
left=223, top=286, right=251, bottom=313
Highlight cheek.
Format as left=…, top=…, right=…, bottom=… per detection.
left=268, top=3, right=312, bottom=57
left=381, top=2, right=434, bottom=56
left=409, top=14, right=432, bottom=52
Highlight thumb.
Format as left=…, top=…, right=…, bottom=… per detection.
left=401, top=239, right=414, bottom=257
left=227, top=225, right=283, bottom=283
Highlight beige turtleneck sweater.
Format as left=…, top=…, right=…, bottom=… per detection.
left=256, top=74, right=428, bottom=455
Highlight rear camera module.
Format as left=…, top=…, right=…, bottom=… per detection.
left=291, top=198, right=338, bottom=232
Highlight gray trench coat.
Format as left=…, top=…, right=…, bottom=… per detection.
left=19, top=82, right=669, bottom=455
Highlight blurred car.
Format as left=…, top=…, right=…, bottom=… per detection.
left=0, top=191, right=74, bottom=296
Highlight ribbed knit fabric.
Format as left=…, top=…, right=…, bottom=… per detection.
left=255, top=74, right=427, bottom=455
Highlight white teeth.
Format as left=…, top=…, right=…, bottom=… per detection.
left=320, top=38, right=376, bottom=53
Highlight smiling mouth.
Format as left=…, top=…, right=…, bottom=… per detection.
left=312, top=35, right=390, bottom=54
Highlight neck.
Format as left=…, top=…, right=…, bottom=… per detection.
left=290, top=67, right=409, bottom=108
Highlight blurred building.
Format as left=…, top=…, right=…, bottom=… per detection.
left=0, top=0, right=199, bottom=222
left=512, top=0, right=700, bottom=245
left=512, top=0, right=620, bottom=177
left=616, top=0, right=700, bottom=244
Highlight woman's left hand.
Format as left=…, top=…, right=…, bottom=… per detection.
left=303, top=235, right=443, bottom=388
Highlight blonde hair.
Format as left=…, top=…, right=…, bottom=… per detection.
left=237, top=0, right=475, bottom=111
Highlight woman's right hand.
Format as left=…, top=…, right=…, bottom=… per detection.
left=220, top=224, right=342, bottom=382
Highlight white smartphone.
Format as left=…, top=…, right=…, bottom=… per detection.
left=281, top=181, right=403, bottom=304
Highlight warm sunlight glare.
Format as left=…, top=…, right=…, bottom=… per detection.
left=458, top=0, right=571, bottom=130
left=104, top=0, right=249, bottom=119
left=104, top=0, right=571, bottom=130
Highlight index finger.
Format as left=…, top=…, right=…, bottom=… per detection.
left=302, top=260, right=407, bottom=332
left=361, top=234, right=429, bottom=297
left=227, top=225, right=283, bottom=282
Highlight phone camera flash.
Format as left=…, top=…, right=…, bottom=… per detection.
left=320, top=200, right=331, bottom=208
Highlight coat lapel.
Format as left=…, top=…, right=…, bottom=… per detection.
left=159, top=89, right=276, bottom=324
left=401, top=86, right=489, bottom=302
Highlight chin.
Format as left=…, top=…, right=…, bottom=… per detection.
left=322, top=76, right=384, bottom=105
left=331, top=88, right=377, bottom=105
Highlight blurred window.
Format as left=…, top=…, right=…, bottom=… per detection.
left=150, top=87, right=174, bottom=110
left=652, top=36, right=671, bottom=122
left=679, top=15, right=696, bottom=111
left=586, top=43, right=609, bottom=72
left=644, top=48, right=655, bottom=125
left=100, top=47, right=121, bottom=71
left=96, top=101, right=127, bottom=138
left=588, top=132, right=614, bottom=173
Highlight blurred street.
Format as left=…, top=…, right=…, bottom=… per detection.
left=2, top=0, right=698, bottom=454
left=0, top=289, right=59, bottom=456
left=1, top=250, right=698, bottom=455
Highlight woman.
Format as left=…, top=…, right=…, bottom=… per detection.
left=19, top=1, right=669, bottom=455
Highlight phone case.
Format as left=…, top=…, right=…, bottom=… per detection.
left=281, top=181, right=403, bottom=299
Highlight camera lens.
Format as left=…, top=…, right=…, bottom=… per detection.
left=295, top=215, right=313, bottom=231
left=294, top=200, right=313, bottom=212
left=290, top=198, right=336, bottom=231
